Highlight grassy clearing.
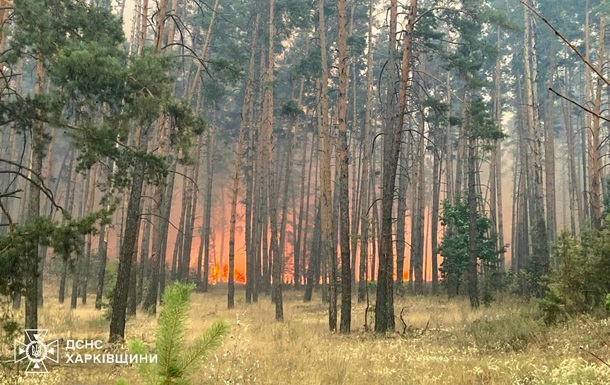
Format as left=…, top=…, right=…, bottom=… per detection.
left=3, top=287, right=610, bottom=385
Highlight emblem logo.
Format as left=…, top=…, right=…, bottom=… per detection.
left=14, top=329, right=60, bottom=373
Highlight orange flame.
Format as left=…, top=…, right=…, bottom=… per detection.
left=209, top=264, right=246, bottom=284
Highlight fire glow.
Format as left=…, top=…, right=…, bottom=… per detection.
left=210, top=264, right=246, bottom=285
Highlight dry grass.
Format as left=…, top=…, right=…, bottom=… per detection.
left=3, top=286, right=610, bottom=385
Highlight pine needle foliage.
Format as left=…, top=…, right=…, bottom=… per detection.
left=123, top=283, right=230, bottom=385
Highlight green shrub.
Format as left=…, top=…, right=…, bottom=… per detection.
left=542, top=229, right=610, bottom=321
left=466, top=313, right=545, bottom=352
left=100, top=260, right=119, bottom=320
left=538, top=286, right=567, bottom=325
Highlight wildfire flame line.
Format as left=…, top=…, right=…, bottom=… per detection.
left=210, top=264, right=246, bottom=284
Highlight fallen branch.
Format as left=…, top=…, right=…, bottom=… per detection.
left=580, top=346, right=610, bottom=369
left=399, top=307, right=408, bottom=335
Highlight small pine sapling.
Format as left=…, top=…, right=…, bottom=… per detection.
left=121, top=283, right=230, bottom=385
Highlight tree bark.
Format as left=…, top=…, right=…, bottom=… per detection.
left=467, top=133, right=479, bottom=308
left=523, top=4, right=550, bottom=287
left=337, top=0, right=351, bottom=333
left=589, top=16, right=604, bottom=229
left=376, top=0, right=417, bottom=332
left=109, top=120, right=148, bottom=341
left=81, top=165, right=97, bottom=305
left=358, top=0, right=374, bottom=303
left=318, top=0, right=336, bottom=331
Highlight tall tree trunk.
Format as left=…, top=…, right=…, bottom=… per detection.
left=71, top=171, right=91, bottom=309
left=523, top=4, right=550, bottom=288
left=59, top=151, right=76, bottom=304
left=294, top=132, right=309, bottom=288
left=562, top=66, right=581, bottom=233
left=492, top=28, right=505, bottom=273
left=583, top=0, right=592, bottom=225
left=303, top=137, right=319, bottom=302
left=137, top=195, right=152, bottom=304
left=467, top=133, right=479, bottom=308
left=172, top=177, right=187, bottom=280
left=143, top=154, right=176, bottom=313
left=396, top=152, right=408, bottom=295
left=202, top=111, right=216, bottom=291
left=235, top=12, right=258, bottom=306
left=516, top=91, right=530, bottom=276
left=304, top=203, right=321, bottom=302
left=109, top=123, right=147, bottom=341
left=589, top=16, right=604, bottom=229
left=431, top=130, right=441, bottom=294
left=337, top=0, right=351, bottom=333
left=376, top=0, right=417, bottom=332
left=25, top=55, right=45, bottom=334
left=411, top=121, right=425, bottom=295
left=544, top=40, right=557, bottom=242
left=318, top=0, right=336, bottom=331
left=358, top=0, right=374, bottom=303
left=262, top=0, right=283, bottom=321
left=81, top=165, right=97, bottom=305
left=181, top=136, right=203, bottom=283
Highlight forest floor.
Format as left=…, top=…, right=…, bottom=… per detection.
left=3, top=286, right=610, bottom=385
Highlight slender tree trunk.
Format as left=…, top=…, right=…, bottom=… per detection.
left=544, top=40, right=557, bottom=242
left=492, top=28, right=505, bottom=273
left=358, top=0, right=374, bottom=303
left=24, top=56, right=45, bottom=334
left=431, top=131, right=441, bottom=294
left=376, top=0, right=417, bottom=332
left=294, top=132, right=308, bottom=288
left=109, top=117, right=148, bottom=341
left=562, top=67, right=581, bottom=233
left=412, top=121, right=425, bottom=295
left=467, top=133, right=479, bottom=308
left=336, top=0, right=351, bottom=333
left=589, top=16, right=604, bottom=229
left=318, top=0, right=336, bottom=331
left=516, top=98, right=530, bottom=276
left=81, top=165, right=97, bottom=305
left=137, top=194, right=152, bottom=304
left=182, top=137, right=203, bottom=283
left=236, top=12, right=258, bottom=305
left=523, top=4, right=550, bottom=287
left=143, top=154, right=176, bottom=313
left=395, top=152, right=408, bottom=295
left=583, top=0, right=592, bottom=225
left=228, top=22, right=259, bottom=306
left=303, top=137, right=318, bottom=301
left=172, top=177, right=187, bottom=280
left=304, top=203, right=321, bottom=302
left=59, top=151, right=76, bottom=304
left=71, top=171, right=90, bottom=309
left=261, top=0, right=283, bottom=320
left=202, top=112, right=216, bottom=291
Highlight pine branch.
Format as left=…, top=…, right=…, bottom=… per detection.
left=178, top=319, right=230, bottom=376
left=157, top=283, right=193, bottom=384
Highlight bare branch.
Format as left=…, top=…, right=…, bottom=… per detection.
left=0, top=166, right=63, bottom=212
left=0, top=201, right=14, bottom=233
left=521, top=0, right=610, bottom=88
left=549, top=88, right=610, bottom=124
